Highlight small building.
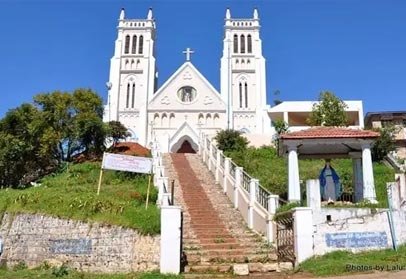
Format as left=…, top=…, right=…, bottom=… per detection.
left=268, top=101, right=364, bottom=133
left=365, top=111, right=406, bottom=159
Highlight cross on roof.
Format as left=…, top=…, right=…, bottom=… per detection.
left=182, top=47, right=194, bottom=61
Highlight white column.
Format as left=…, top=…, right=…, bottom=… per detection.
left=208, top=143, right=213, bottom=171
left=267, top=194, right=279, bottom=243
left=224, top=158, right=231, bottom=194
left=306, top=179, right=321, bottom=211
left=352, top=157, right=363, bottom=202
left=288, top=145, right=301, bottom=202
left=283, top=111, right=289, bottom=124
left=293, top=207, right=313, bottom=265
left=160, top=205, right=182, bottom=274
left=362, top=143, right=377, bottom=203
left=234, top=167, right=243, bottom=208
left=215, top=150, right=222, bottom=183
left=248, top=178, right=258, bottom=229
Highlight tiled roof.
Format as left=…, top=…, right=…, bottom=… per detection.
left=111, top=142, right=151, bottom=157
left=280, top=127, right=380, bottom=139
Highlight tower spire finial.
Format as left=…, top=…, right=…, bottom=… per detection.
left=226, top=7, right=231, bottom=19
left=147, top=7, right=153, bottom=20
left=119, top=8, right=125, bottom=20
left=253, top=8, right=259, bottom=19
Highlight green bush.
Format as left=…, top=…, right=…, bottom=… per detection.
left=214, top=129, right=248, bottom=153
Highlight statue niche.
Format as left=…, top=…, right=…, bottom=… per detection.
left=177, top=86, right=196, bottom=103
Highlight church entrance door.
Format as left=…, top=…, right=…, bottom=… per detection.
left=176, top=140, right=196, bottom=153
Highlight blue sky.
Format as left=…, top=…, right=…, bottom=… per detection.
left=0, top=0, right=405, bottom=117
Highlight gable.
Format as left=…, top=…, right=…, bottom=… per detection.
left=148, top=62, right=226, bottom=111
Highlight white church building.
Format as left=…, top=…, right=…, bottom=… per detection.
left=103, top=8, right=272, bottom=153
left=103, top=8, right=365, bottom=153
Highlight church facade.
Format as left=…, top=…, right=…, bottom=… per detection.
left=103, top=8, right=272, bottom=152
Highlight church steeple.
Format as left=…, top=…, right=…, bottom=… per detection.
left=220, top=8, right=270, bottom=134
left=104, top=8, right=157, bottom=146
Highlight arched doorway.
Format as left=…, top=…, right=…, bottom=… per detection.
left=176, top=140, right=196, bottom=153
left=170, top=135, right=198, bottom=154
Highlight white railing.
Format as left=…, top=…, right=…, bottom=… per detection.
left=199, top=133, right=283, bottom=243
left=151, top=140, right=182, bottom=274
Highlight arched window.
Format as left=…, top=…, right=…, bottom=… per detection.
left=124, top=35, right=130, bottom=54
left=206, top=114, right=212, bottom=126
left=169, top=113, right=175, bottom=128
left=198, top=113, right=204, bottom=125
left=245, top=82, right=248, bottom=108
left=138, top=35, right=144, bottom=54
left=131, top=84, right=135, bottom=108
left=233, top=34, right=238, bottom=53
left=132, top=35, right=137, bottom=54
left=239, top=83, right=243, bottom=108
left=240, top=35, right=245, bottom=53
left=126, top=83, right=130, bottom=108
left=247, top=34, right=252, bottom=53
left=213, top=114, right=219, bottom=126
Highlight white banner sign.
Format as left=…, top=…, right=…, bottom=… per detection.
left=102, top=153, right=152, bottom=174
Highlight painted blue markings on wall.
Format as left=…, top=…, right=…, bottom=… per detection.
left=50, top=238, right=92, bottom=254
left=325, top=232, right=388, bottom=248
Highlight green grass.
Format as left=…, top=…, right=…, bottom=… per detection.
left=227, top=146, right=395, bottom=206
left=0, top=266, right=182, bottom=279
left=299, top=245, right=406, bottom=276
left=0, top=162, right=160, bottom=235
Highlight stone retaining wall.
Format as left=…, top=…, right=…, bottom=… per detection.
left=0, top=213, right=159, bottom=273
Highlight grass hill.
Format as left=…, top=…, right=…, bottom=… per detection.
left=227, top=146, right=395, bottom=206
left=0, top=162, right=160, bottom=235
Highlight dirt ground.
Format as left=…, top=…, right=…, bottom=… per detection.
left=245, top=270, right=406, bottom=279
left=185, top=270, right=406, bottom=279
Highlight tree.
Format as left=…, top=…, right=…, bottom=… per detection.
left=371, top=125, right=398, bottom=162
left=214, top=129, right=248, bottom=153
left=272, top=119, right=289, bottom=135
left=0, top=88, right=108, bottom=187
left=307, top=91, right=348, bottom=126
left=107, top=121, right=130, bottom=146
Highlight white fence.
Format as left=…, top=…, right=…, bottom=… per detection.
left=199, top=133, right=282, bottom=243
left=151, top=140, right=182, bottom=275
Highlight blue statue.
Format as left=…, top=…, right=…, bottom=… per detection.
left=319, top=160, right=342, bottom=201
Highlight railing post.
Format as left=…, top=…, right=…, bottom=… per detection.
left=234, top=167, right=243, bottom=208
left=208, top=143, right=213, bottom=171
left=293, top=207, right=314, bottom=265
left=266, top=194, right=279, bottom=243
left=224, top=158, right=231, bottom=194
left=215, top=150, right=222, bottom=183
left=201, top=134, right=206, bottom=163
left=157, top=177, right=164, bottom=205
left=248, top=178, right=258, bottom=229
left=160, top=204, right=182, bottom=274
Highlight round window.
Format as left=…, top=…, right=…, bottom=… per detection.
left=177, top=86, right=196, bottom=103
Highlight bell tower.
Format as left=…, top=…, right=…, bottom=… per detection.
left=220, top=8, right=270, bottom=134
left=104, top=8, right=157, bottom=146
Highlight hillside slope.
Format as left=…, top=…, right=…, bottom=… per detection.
left=0, top=162, right=160, bottom=234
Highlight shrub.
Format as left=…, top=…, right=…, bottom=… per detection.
left=214, top=129, right=248, bottom=153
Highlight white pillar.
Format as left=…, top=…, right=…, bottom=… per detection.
left=306, top=179, right=321, bottom=211
left=215, top=150, right=222, bottom=183
left=387, top=182, right=400, bottom=210
left=160, top=205, right=182, bottom=274
left=234, top=167, right=243, bottom=208
left=248, top=178, right=258, bottom=229
left=352, top=157, right=363, bottom=202
left=208, top=143, right=213, bottom=171
left=288, top=145, right=301, bottom=202
left=224, top=158, right=231, bottom=194
left=362, top=143, right=377, bottom=203
left=283, top=111, right=289, bottom=124
left=293, top=207, right=313, bottom=265
left=267, top=194, right=279, bottom=243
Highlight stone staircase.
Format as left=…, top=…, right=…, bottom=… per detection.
left=163, top=153, right=283, bottom=275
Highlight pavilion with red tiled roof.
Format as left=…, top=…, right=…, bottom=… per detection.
left=279, top=127, right=380, bottom=203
